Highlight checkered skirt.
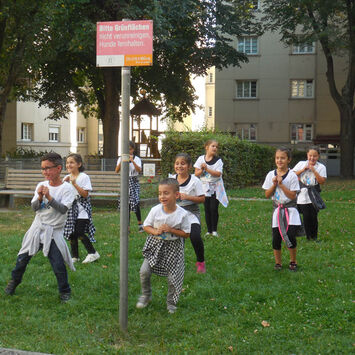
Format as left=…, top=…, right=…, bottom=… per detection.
left=63, top=196, right=96, bottom=242
left=118, top=176, right=140, bottom=212
left=142, top=235, right=185, bottom=304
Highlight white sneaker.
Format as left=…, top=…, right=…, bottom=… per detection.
left=212, top=231, right=220, bottom=237
left=72, top=257, right=80, bottom=263
left=204, top=232, right=211, bottom=237
left=82, top=252, right=100, bottom=264
left=136, top=295, right=151, bottom=309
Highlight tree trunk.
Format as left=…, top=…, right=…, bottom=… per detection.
left=102, top=68, right=120, bottom=159
left=339, top=106, right=354, bottom=178
left=0, top=100, right=7, bottom=157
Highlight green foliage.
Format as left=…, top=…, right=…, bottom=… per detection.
left=161, top=130, right=275, bottom=188
left=5, top=147, right=53, bottom=159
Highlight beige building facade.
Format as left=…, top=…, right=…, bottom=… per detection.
left=205, top=30, right=346, bottom=150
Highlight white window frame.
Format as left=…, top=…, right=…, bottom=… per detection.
left=49, top=126, right=60, bottom=142
left=236, top=124, right=257, bottom=141
left=21, top=123, right=33, bottom=141
left=291, top=79, right=314, bottom=98
left=292, top=42, right=315, bottom=54
left=236, top=80, right=257, bottom=99
left=77, top=127, right=85, bottom=143
left=238, top=37, right=258, bottom=55
left=290, top=124, right=313, bottom=142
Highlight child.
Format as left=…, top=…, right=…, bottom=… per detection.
left=136, top=178, right=191, bottom=313
left=170, top=153, right=206, bottom=273
left=194, top=139, right=228, bottom=237
left=5, top=153, right=75, bottom=302
left=63, top=153, right=100, bottom=263
left=293, top=146, right=327, bottom=242
left=115, top=141, right=143, bottom=232
left=262, top=147, right=301, bottom=271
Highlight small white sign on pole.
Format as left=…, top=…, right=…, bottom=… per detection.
left=143, top=163, right=155, bottom=177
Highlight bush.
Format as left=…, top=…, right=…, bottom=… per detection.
left=5, top=147, right=53, bottom=159
left=161, top=130, right=275, bottom=188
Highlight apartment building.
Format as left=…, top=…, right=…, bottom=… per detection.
left=205, top=30, right=346, bottom=150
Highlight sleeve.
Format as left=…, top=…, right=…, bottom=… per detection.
left=194, top=177, right=205, bottom=196
left=292, top=161, right=303, bottom=172
left=78, top=173, right=92, bottom=191
left=262, top=171, right=273, bottom=190
left=289, top=172, right=300, bottom=191
left=134, top=156, right=142, bottom=168
left=143, top=206, right=156, bottom=227
left=60, top=183, right=76, bottom=209
left=215, top=158, right=223, bottom=173
left=180, top=212, right=191, bottom=234
left=116, top=157, right=121, bottom=166
left=31, top=182, right=43, bottom=203
left=318, top=163, right=327, bottom=178
left=193, top=156, right=203, bottom=169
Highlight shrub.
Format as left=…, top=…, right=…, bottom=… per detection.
left=161, top=130, right=275, bottom=188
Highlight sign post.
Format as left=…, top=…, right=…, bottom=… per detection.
left=96, top=19, right=153, bottom=332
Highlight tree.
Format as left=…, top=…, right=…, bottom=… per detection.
left=31, top=0, right=257, bottom=158
left=262, top=0, right=355, bottom=178
left=0, top=0, right=51, bottom=156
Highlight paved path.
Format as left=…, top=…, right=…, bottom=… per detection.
left=0, top=349, right=52, bottom=355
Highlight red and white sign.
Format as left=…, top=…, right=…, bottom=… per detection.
left=96, top=20, right=153, bottom=67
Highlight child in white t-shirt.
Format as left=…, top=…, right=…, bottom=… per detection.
left=5, top=153, right=75, bottom=302
left=262, top=147, right=301, bottom=271
left=115, top=141, right=143, bottom=232
left=170, top=153, right=206, bottom=273
left=293, top=146, right=327, bottom=241
left=63, top=153, right=99, bottom=264
left=194, top=139, right=228, bottom=238
left=136, top=178, right=190, bottom=314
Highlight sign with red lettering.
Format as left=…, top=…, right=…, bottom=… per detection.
left=96, top=20, right=153, bottom=67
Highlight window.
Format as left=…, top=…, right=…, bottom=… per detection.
left=208, top=106, right=213, bottom=117
left=236, top=124, right=257, bottom=141
left=292, top=42, right=315, bottom=54
left=21, top=123, right=33, bottom=141
left=238, top=37, right=258, bottom=55
left=209, top=72, right=213, bottom=83
left=49, top=126, right=59, bottom=142
left=236, top=80, right=257, bottom=98
left=77, top=128, right=85, bottom=143
left=291, top=79, right=314, bottom=98
left=291, top=124, right=313, bottom=142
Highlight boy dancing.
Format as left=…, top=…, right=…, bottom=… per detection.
left=136, top=178, right=191, bottom=313
left=5, top=153, right=75, bottom=302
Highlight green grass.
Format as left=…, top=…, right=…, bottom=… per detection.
left=0, top=179, right=354, bottom=354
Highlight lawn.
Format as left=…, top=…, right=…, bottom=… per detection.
left=0, top=179, right=354, bottom=354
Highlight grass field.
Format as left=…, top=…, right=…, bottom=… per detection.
left=0, top=179, right=354, bottom=354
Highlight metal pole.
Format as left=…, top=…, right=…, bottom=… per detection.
left=119, top=65, right=131, bottom=331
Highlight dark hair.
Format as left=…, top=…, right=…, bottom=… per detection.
left=204, top=139, right=218, bottom=149
left=275, top=146, right=292, bottom=160
left=41, top=152, right=63, bottom=167
left=159, top=177, right=179, bottom=192
left=307, top=145, right=320, bottom=155
left=129, top=141, right=135, bottom=150
left=175, top=153, right=192, bottom=166
left=66, top=153, right=85, bottom=172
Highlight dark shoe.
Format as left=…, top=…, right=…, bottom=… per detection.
left=5, top=280, right=18, bottom=295
left=274, top=263, right=282, bottom=271
left=289, top=262, right=298, bottom=272
left=60, top=292, right=71, bottom=302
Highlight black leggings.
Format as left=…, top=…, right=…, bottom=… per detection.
left=190, top=223, right=204, bottom=262
left=298, top=203, right=318, bottom=240
left=129, top=205, right=142, bottom=223
left=70, top=219, right=96, bottom=258
left=204, top=193, right=220, bottom=233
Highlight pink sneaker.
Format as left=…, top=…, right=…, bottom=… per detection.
left=196, top=261, right=206, bottom=273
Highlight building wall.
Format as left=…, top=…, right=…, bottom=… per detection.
left=206, top=30, right=346, bottom=148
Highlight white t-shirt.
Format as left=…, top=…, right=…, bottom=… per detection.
left=63, top=172, right=92, bottom=219
left=31, top=181, right=75, bottom=227
left=116, top=156, right=142, bottom=177
left=143, top=204, right=191, bottom=239
left=293, top=161, right=327, bottom=204
left=262, top=170, right=301, bottom=227
left=193, top=155, right=223, bottom=183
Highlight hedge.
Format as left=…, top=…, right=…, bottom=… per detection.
left=160, top=131, right=276, bottom=189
